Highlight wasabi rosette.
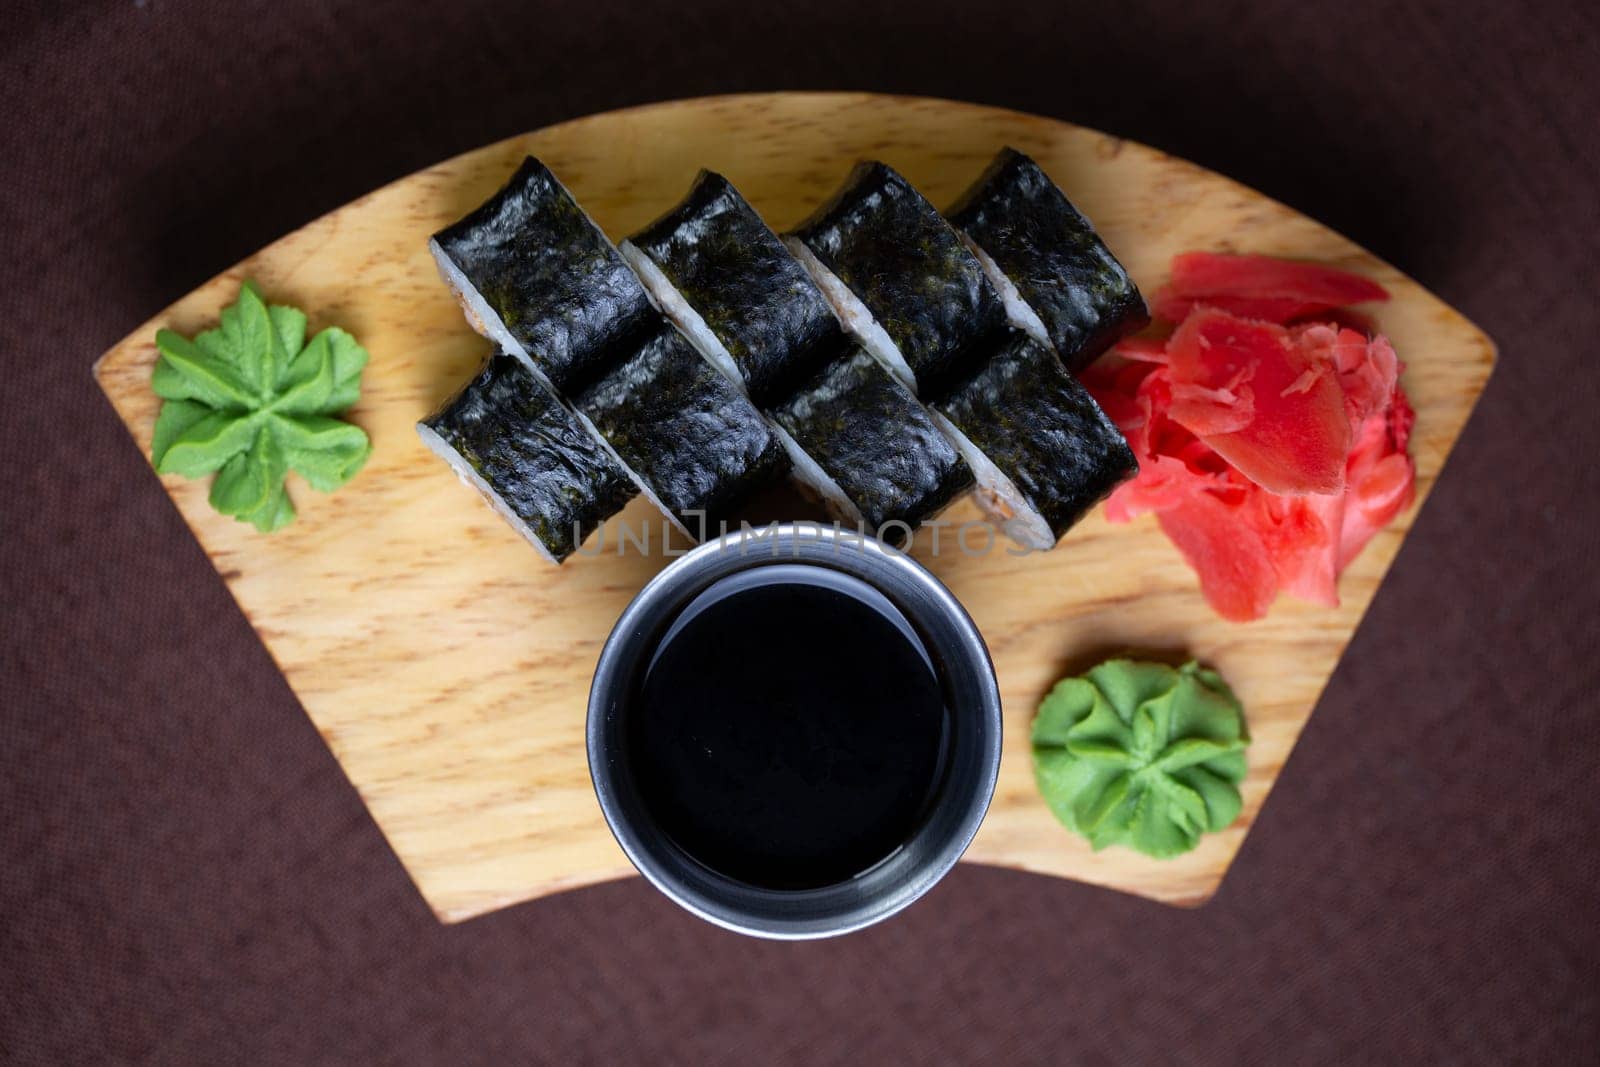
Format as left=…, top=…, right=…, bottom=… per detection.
left=1031, top=659, right=1248, bottom=859
left=150, top=281, right=371, bottom=534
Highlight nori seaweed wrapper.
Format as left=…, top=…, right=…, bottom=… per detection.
left=432, top=156, right=654, bottom=391
left=935, top=331, right=1136, bottom=542
left=420, top=349, right=636, bottom=561
left=790, top=162, right=1007, bottom=397
left=628, top=171, right=850, bottom=407
left=772, top=347, right=974, bottom=535
left=574, top=319, right=789, bottom=537
left=947, top=147, right=1148, bottom=373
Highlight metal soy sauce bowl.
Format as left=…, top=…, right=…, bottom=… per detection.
left=587, top=524, right=1002, bottom=940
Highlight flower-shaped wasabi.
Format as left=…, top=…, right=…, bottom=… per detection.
left=1031, top=659, right=1248, bottom=859
left=150, top=281, right=371, bottom=532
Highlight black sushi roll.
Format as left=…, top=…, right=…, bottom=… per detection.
left=947, top=147, right=1148, bottom=374
left=932, top=331, right=1137, bottom=550
left=416, top=349, right=637, bottom=563
left=573, top=319, right=789, bottom=538
left=786, top=162, right=1008, bottom=398
left=430, top=156, right=655, bottom=392
left=621, top=171, right=850, bottom=408
left=769, top=346, right=975, bottom=537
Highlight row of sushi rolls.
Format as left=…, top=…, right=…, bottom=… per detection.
left=418, top=148, right=1145, bottom=562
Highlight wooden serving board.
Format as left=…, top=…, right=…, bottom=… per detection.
left=94, top=93, right=1493, bottom=921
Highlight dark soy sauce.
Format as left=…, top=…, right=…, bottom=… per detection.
left=628, top=565, right=949, bottom=890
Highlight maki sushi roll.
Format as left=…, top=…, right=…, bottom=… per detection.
left=621, top=171, right=847, bottom=408
left=770, top=347, right=975, bottom=537
left=786, top=162, right=1008, bottom=398
left=430, top=156, right=655, bottom=391
left=416, top=348, right=636, bottom=563
left=947, top=148, right=1148, bottom=373
left=933, top=331, right=1136, bottom=550
left=573, top=319, right=789, bottom=539
left=619, top=169, right=972, bottom=538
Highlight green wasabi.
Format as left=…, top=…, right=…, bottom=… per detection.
left=150, top=281, right=371, bottom=533
left=1031, top=659, right=1248, bottom=859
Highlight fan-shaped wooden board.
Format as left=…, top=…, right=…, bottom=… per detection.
left=94, top=93, right=1494, bottom=922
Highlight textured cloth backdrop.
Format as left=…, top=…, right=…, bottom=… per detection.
left=1, top=0, right=1597, bottom=1062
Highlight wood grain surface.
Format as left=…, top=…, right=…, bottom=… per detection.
left=93, top=93, right=1494, bottom=922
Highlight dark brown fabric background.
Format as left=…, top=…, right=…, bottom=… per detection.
left=2, top=0, right=1597, bottom=1062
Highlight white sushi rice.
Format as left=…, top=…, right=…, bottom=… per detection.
left=568, top=406, right=693, bottom=540
left=960, top=233, right=1052, bottom=348
left=414, top=422, right=561, bottom=564
left=784, top=236, right=919, bottom=394
left=619, top=241, right=752, bottom=396
left=930, top=410, right=1056, bottom=551
left=428, top=238, right=534, bottom=370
